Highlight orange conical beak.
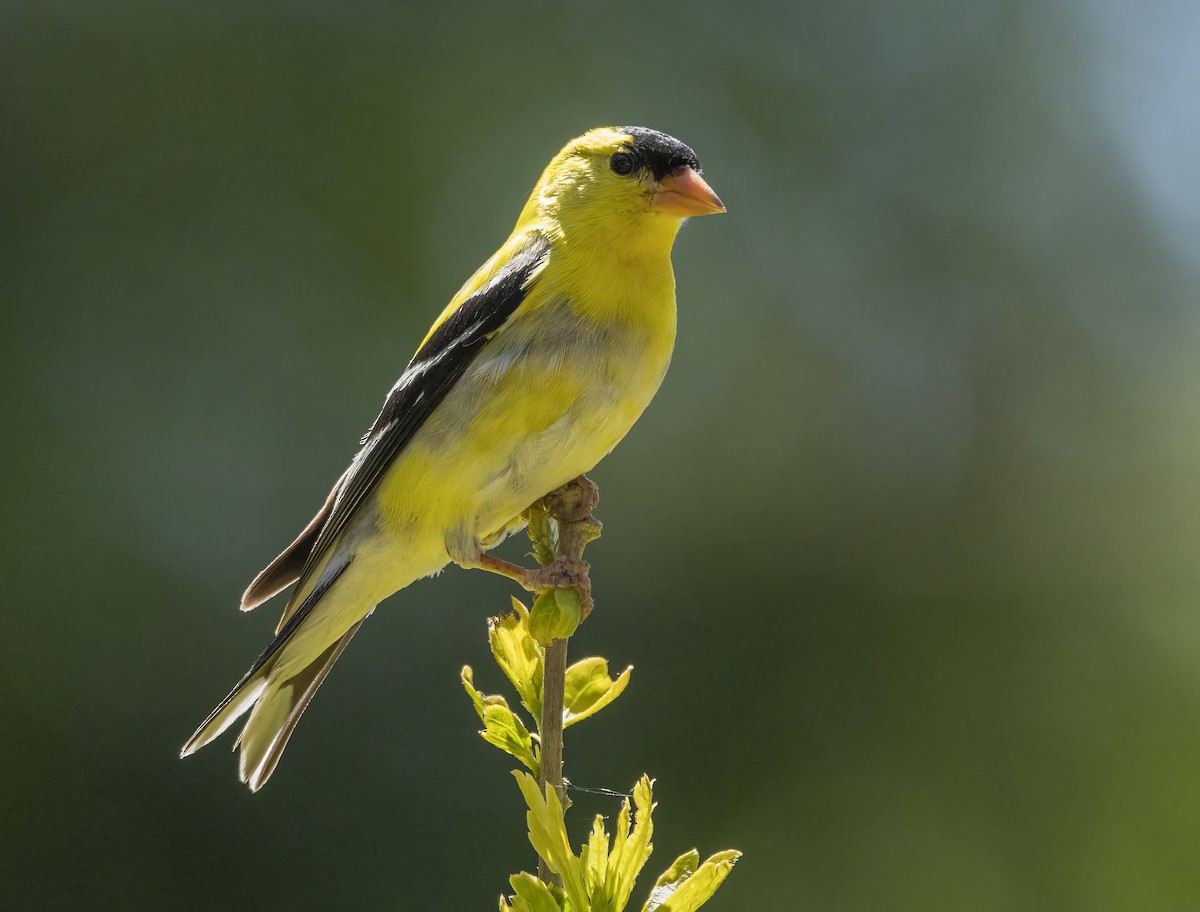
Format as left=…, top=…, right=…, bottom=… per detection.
left=650, top=166, right=726, bottom=217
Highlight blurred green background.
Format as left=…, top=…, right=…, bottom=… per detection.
left=5, top=0, right=1200, bottom=909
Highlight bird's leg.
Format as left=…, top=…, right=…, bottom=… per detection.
left=470, top=551, right=542, bottom=586
left=463, top=475, right=602, bottom=619
left=537, top=476, right=601, bottom=620
left=469, top=543, right=595, bottom=620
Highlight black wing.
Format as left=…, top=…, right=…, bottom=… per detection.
left=294, top=233, right=551, bottom=584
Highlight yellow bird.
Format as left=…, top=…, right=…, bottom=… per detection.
left=181, top=126, right=724, bottom=790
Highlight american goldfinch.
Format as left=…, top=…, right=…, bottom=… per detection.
left=181, top=126, right=724, bottom=790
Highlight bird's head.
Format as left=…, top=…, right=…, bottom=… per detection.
left=518, top=126, right=724, bottom=243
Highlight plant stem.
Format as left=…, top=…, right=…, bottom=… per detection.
left=529, top=476, right=601, bottom=884
left=539, top=636, right=568, bottom=884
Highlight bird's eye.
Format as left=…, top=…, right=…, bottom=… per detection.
left=610, top=152, right=636, bottom=177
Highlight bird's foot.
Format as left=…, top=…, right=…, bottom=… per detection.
left=465, top=475, right=600, bottom=622
left=524, top=555, right=587, bottom=590
left=542, top=475, right=599, bottom=524
left=467, top=552, right=594, bottom=619
left=527, top=556, right=593, bottom=620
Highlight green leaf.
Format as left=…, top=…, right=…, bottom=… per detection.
left=642, top=850, right=699, bottom=910
left=514, top=772, right=589, bottom=912
left=585, top=814, right=610, bottom=899
left=481, top=703, right=539, bottom=773
left=461, top=666, right=508, bottom=722
left=526, top=499, right=557, bottom=567
left=489, top=599, right=544, bottom=720
left=462, top=665, right=482, bottom=717
left=595, top=776, right=655, bottom=912
left=529, top=588, right=582, bottom=647
left=563, top=659, right=632, bottom=728
left=642, top=851, right=741, bottom=912
left=509, top=872, right=567, bottom=912
left=463, top=666, right=539, bottom=772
